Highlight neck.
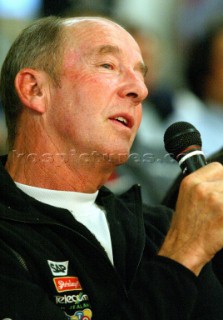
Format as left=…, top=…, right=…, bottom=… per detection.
left=5, top=138, right=115, bottom=193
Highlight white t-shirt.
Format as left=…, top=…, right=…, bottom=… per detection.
left=15, top=182, right=114, bottom=264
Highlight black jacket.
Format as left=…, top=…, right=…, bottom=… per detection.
left=0, top=156, right=223, bottom=320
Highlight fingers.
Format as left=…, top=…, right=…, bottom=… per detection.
left=159, top=161, right=223, bottom=275
left=187, top=161, right=223, bottom=182
left=178, top=162, right=223, bottom=202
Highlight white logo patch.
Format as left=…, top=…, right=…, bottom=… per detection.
left=47, top=260, right=69, bottom=276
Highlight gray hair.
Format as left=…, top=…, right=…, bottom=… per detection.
left=0, top=16, right=66, bottom=148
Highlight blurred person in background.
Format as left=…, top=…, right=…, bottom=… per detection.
left=165, top=17, right=223, bottom=157
left=176, top=0, right=223, bottom=51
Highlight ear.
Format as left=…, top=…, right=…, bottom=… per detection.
left=15, top=68, right=48, bottom=114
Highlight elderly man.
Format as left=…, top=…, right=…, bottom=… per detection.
left=1, top=16, right=223, bottom=320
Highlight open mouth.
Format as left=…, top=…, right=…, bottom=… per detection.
left=109, top=114, right=134, bottom=129
left=114, top=116, right=128, bottom=127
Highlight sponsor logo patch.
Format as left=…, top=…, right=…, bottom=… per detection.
left=48, top=260, right=69, bottom=276
left=55, top=293, right=89, bottom=305
left=54, top=276, right=82, bottom=292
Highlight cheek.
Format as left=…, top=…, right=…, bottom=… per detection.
left=71, top=77, right=117, bottom=117
left=69, top=69, right=118, bottom=94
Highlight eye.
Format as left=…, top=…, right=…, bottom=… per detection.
left=101, top=63, right=114, bottom=70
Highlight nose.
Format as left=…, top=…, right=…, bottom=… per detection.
left=118, top=70, right=148, bottom=104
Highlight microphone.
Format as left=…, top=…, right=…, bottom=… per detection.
left=164, top=121, right=207, bottom=175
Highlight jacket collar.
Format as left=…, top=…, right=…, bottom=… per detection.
left=0, top=155, right=142, bottom=224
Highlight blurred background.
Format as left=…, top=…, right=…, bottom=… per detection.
left=1, top=0, right=223, bottom=204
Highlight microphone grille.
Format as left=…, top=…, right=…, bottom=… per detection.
left=164, top=121, right=202, bottom=160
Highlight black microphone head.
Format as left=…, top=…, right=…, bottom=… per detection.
left=164, top=121, right=202, bottom=160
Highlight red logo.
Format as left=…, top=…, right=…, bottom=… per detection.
left=53, top=276, right=82, bottom=292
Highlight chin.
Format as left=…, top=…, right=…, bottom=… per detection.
left=105, top=151, right=129, bottom=165
left=91, top=143, right=131, bottom=166
left=109, top=144, right=133, bottom=165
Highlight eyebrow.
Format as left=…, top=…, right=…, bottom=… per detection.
left=97, top=44, right=120, bottom=55
left=91, top=44, right=148, bottom=78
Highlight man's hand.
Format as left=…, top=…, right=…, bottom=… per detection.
left=159, top=162, right=223, bottom=275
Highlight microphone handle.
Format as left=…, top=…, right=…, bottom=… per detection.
left=178, top=150, right=206, bottom=175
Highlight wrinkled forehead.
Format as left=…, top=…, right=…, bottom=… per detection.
left=62, top=17, right=141, bottom=54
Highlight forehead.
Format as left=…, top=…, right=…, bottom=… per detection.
left=63, top=19, right=143, bottom=60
